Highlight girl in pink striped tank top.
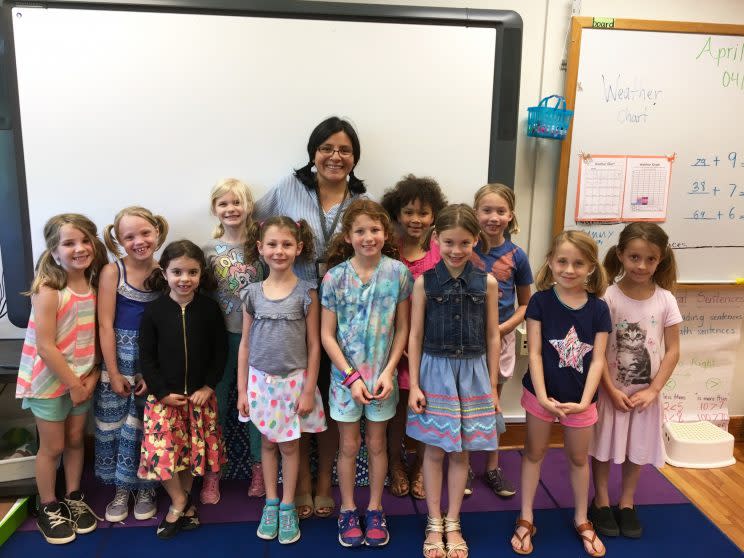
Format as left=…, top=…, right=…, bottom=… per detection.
left=16, top=214, right=107, bottom=546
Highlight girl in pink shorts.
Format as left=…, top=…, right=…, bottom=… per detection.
left=511, top=231, right=612, bottom=558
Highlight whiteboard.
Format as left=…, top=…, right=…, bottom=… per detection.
left=0, top=3, right=522, bottom=325
left=556, top=20, right=744, bottom=284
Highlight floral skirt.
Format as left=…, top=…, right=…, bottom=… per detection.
left=138, top=393, right=226, bottom=481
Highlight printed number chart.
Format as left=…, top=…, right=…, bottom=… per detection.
left=575, top=155, right=672, bottom=222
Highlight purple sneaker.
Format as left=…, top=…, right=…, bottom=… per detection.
left=337, top=509, right=364, bottom=547
left=364, top=509, right=390, bottom=547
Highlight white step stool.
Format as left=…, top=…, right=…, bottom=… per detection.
left=663, top=421, right=735, bottom=468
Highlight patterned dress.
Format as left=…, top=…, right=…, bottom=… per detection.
left=94, top=260, right=158, bottom=489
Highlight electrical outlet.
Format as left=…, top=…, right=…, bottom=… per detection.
left=516, top=322, right=528, bottom=356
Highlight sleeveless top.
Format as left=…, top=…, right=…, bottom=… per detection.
left=112, top=259, right=159, bottom=331
left=16, top=286, right=97, bottom=399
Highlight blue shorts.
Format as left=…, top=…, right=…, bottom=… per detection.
left=22, top=394, right=91, bottom=422
left=329, top=371, right=399, bottom=423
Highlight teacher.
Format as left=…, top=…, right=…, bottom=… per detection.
left=255, top=116, right=366, bottom=284
left=254, top=116, right=366, bottom=520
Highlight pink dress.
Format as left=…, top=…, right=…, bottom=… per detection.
left=397, top=238, right=441, bottom=390
left=590, top=284, right=682, bottom=467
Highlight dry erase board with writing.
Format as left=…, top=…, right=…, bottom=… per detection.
left=554, top=18, right=744, bottom=284
left=0, top=1, right=522, bottom=325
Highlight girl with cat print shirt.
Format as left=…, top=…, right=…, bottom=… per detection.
left=589, top=223, right=682, bottom=541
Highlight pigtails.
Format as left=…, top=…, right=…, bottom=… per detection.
left=533, top=261, right=554, bottom=291
left=244, top=220, right=262, bottom=264
left=347, top=170, right=366, bottom=195
left=25, top=251, right=67, bottom=295
left=602, top=245, right=624, bottom=285
left=296, top=219, right=316, bottom=262
left=153, top=215, right=170, bottom=250
left=586, top=264, right=608, bottom=297
left=325, top=231, right=355, bottom=269
left=87, top=237, right=109, bottom=290
left=654, top=244, right=678, bottom=291
left=144, top=267, right=167, bottom=292
left=103, top=224, right=122, bottom=259
left=294, top=162, right=316, bottom=190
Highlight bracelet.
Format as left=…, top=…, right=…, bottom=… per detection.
left=342, top=365, right=355, bottom=377
left=342, top=371, right=362, bottom=387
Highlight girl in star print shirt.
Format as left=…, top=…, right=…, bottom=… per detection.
left=511, top=231, right=612, bottom=558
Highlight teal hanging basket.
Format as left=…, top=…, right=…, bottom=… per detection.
left=527, top=95, right=573, bottom=140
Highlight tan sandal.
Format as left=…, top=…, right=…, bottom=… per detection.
left=511, top=518, right=536, bottom=555
left=295, top=492, right=313, bottom=520
left=423, top=515, right=446, bottom=558
left=389, top=462, right=410, bottom=497
left=575, top=521, right=606, bottom=557
left=444, top=516, right=468, bottom=558
left=410, top=466, right=426, bottom=500
left=313, top=494, right=335, bottom=518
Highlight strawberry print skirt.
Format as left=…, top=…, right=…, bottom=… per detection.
left=247, top=366, right=327, bottom=443
left=138, top=393, right=226, bottom=481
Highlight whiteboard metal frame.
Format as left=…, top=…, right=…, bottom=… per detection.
left=554, top=16, right=744, bottom=288
left=0, top=0, right=523, bottom=326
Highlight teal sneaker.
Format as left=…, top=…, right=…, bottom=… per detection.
left=257, top=501, right=279, bottom=540
left=278, top=507, right=300, bottom=544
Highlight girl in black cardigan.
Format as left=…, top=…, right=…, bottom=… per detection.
left=137, top=240, right=227, bottom=539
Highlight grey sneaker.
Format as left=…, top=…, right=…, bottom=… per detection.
left=134, top=487, right=158, bottom=520
left=64, top=491, right=101, bottom=533
left=485, top=467, right=516, bottom=498
left=37, top=501, right=76, bottom=545
left=105, top=487, right=130, bottom=522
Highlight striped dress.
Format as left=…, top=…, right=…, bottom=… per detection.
left=16, top=286, right=96, bottom=400
left=94, top=260, right=158, bottom=489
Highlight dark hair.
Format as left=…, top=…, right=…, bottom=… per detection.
left=294, top=116, right=366, bottom=195
left=145, top=240, right=216, bottom=293
left=380, top=174, right=448, bottom=224
left=604, top=222, right=677, bottom=291
left=326, top=199, right=398, bottom=268
left=245, top=216, right=316, bottom=263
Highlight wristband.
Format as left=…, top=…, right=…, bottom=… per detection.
left=342, top=371, right=362, bottom=387
left=342, top=366, right=354, bottom=377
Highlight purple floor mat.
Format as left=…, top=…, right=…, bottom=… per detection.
left=538, top=447, right=688, bottom=508
left=18, top=449, right=687, bottom=532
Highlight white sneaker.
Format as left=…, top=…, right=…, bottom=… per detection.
left=133, top=487, right=158, bottom=520
left=105, top=487, right=130, bottom=522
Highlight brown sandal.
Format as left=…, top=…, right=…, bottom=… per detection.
left=575, top=521, right=606, bottom=557
left=389, top=462, right=410, bottom=497
left=511, top=518, right=536, bottom=555
left=410, top=467, right=426, bottom=500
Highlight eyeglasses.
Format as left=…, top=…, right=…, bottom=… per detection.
left=317, top=144, right=354, bottom=158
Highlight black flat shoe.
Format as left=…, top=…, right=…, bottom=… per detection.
left=618, top=506, right=642, bottom=538
left=156, top=505, right=185, bottom=539
left=588, top=500, right=619, bottom=537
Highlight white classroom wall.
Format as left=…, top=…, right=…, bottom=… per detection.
left=1, top=0, right=743, bottom=419
left=303, top=0, right=744, bottom=419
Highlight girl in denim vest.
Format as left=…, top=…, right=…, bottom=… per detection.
left=407, top=204, right=502, bottom=558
